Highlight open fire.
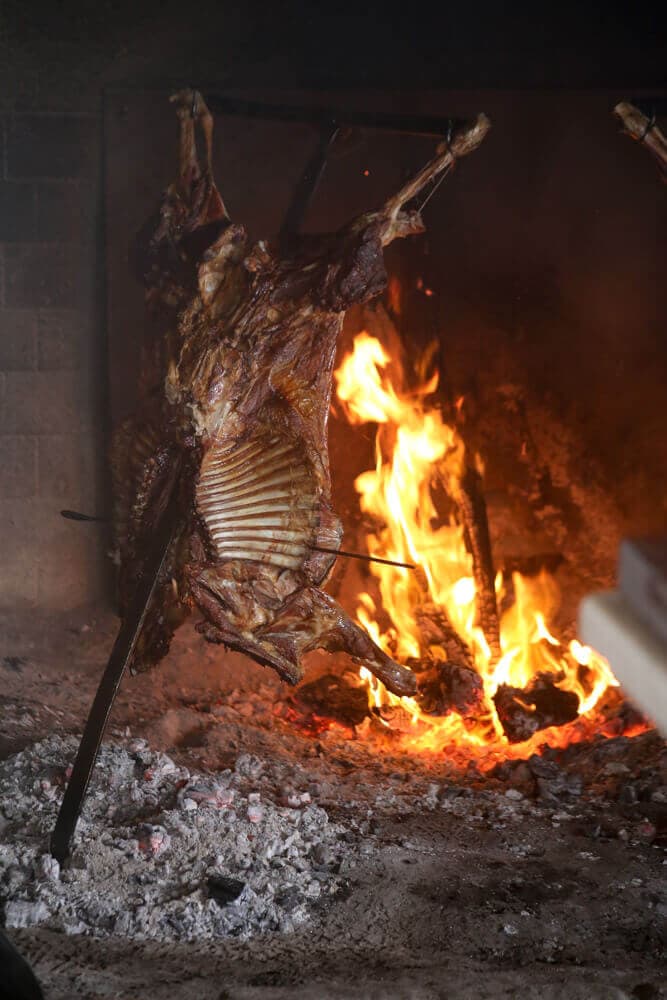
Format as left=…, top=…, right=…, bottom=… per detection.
left=331, top=326, right=627, bottom=760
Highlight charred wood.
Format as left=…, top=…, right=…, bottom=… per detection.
left=494, top=674, right=580, bottom=743
left=448, top=461, right=501, bottom=658
left=412, top=601, right=485, bottom=717
left=415, top=660, right=485, bottom=718
left=416, top=601, right=476, bottom=672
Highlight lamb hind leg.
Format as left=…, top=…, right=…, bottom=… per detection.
left=191, top=576, right=416, bottom=697
left=259, top=588, right=417, bottom=697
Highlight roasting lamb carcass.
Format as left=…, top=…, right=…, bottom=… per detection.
left=111, top=90, right=490, bottom=697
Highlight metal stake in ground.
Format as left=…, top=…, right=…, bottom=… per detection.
left=50, top=474, right=182, bottom=864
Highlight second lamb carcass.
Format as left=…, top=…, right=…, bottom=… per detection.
left=111, top=90, right=490, bottom=698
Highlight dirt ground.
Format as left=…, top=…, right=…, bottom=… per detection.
left=1, top=605, right=665, bottom=999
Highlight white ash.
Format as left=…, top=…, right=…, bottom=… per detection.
left=0, top=736, right=350, bottom=941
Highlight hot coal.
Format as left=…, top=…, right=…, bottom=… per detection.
left=494, top=674, right=580, bottom=743
left=415, top=660, right=485, bottom=717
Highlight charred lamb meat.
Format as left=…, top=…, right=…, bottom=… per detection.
left=111, top=90, right=489, bottom=697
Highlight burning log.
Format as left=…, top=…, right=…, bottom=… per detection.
left=614, top=101, right=667, bottom=182
left=111, top=90, right=491, bottom=700
left=415, top=660, right=485, bottom=718
left=493, top=673, right=580, bottom=744
left=447, top=460, right=501, bottom=658
left=412, top=602, right=485, bottom=717
left=416, top=601, right=476, bottom=672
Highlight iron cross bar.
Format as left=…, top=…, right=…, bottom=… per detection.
left=202, top=93, right=466, bottom=139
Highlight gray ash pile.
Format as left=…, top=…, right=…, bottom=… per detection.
left=0, top=736, right=348, bottom=941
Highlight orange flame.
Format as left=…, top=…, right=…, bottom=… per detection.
left=334, top=331, right=620, bottom=758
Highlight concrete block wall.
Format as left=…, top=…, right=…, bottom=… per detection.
left=0, top=107, right=107, bottom=608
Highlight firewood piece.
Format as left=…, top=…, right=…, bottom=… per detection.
left=494, top=674, right=580, bottom=744
left=416, top=602, right=476, bottom=672
left=614, top=102, right=667, bottom=181
left=414, top=601, right=485, bottom=716
left=449, top=462, right=501, bottom=659
left=416, top=660, right=485, bottom=717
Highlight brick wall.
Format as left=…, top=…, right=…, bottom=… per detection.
left=0, top=107, right=107, bottom=608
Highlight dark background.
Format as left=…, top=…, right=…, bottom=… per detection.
left=2, top=3, right=666, bottom=91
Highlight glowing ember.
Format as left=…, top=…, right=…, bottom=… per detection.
left=333, top=330, right=621, bottom=758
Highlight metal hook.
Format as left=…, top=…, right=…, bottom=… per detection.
left=640, top=110, right=656, bottom=142
left=416, top=121, right=456, bottom=215
left=445, top=118, right=454, bottom=154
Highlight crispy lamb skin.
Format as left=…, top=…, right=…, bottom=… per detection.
left=111, top=90, right=489, bottom=697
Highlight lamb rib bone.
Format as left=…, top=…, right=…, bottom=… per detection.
left=111, top=90, right=491, bottom=700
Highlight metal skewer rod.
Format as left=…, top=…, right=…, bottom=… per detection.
left=309, top=543, right=415, bottom=570
left=202, top=93, right=467, bottom=139
left=50, top=474, right=182, bottom=864
left=60, top=509, right=108, bottom=522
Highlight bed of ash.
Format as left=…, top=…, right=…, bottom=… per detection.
left=1, top=737, right=351, bottom=940
left=1, top=606, right=666, bottom=999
